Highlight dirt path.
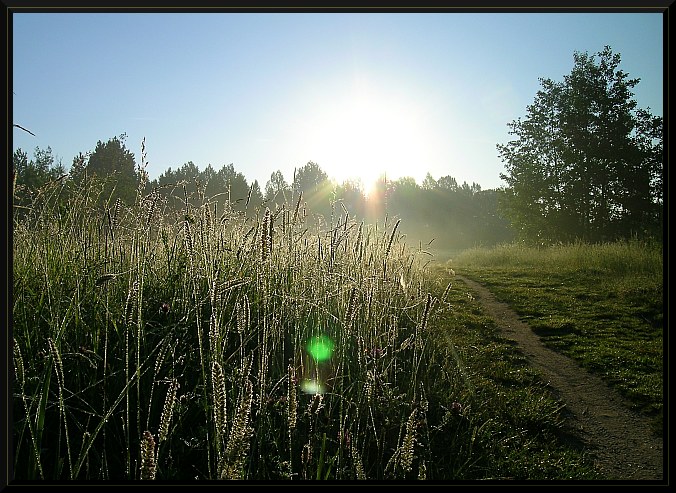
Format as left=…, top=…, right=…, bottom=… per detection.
left=455, top=275, right=664, bottom=481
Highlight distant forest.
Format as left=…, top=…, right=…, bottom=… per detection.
left=12, top=138, right=514, bottom=255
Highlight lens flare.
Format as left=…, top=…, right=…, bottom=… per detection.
left=306, top=335, right=334, bottom=362
left=300, top=380, right=325, bottom=394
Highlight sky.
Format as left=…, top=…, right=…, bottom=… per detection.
left=11, top=11, right=664, bottom=194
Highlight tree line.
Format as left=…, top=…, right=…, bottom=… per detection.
left=12, top=137, right=513, bottom=253
left=12, top=46, right=662, bottom=249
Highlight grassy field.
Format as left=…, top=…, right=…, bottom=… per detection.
left=452, top=241, right=664, bottom=434
left=13, top=175, right=662, bottom=481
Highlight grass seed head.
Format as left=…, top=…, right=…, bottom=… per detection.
left=159, top=379, right=180, bottom=443
left=140, top=431, right=157, bottom=480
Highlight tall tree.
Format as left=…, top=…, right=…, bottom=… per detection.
left=247, top=179, right=264, bottom=214
left=86, top=134, right=139, bottom=206
left=292, top=161, right=332, bottom=217
left=292, top=161, right=328, bottom=194
left=436, top=175, right=458, bottom=191
left=497, top=46, right=662, bottom=243
left=264, top=170, right=291, bottom=205
left=216, top=163, right=253, bottom=213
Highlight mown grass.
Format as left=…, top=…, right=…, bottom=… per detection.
left=452, top=241, right=664, bottom=435
left=12, top=171, right=604, bottom=481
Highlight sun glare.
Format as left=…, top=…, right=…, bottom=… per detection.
left=301, top=84, right=434, bottom=196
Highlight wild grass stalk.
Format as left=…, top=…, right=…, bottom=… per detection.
left=139, top=431, right=156, bottom=480
left=47, top=337, right=73, bottom=478
left=12, top=340, right=44, bottom=479
left=220, top=379, right=254, bottom=479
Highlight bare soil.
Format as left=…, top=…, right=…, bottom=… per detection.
left=456, top=274, right=664, bottom=481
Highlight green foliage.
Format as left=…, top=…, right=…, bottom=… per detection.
left=292, top=161, right=333, bottom=218
left=12, top=147, right=72, bottom=220
left=293, top=161, right=329, bottom=193
left=387, top=179, right=514, bottom=253
left=13, top=146, right=64, bottom=189
left=13, top=146, right=67, bottom=217
left=147, top=160, right=264, bottom=220
left=83, top=134, right=139, bottom=206
left=19, top=132, right=513, bottom=253
left=265, top=169, right=292, bottom=205
left=497, top=46, right=663, bottom=244
left=333, top=179, right=367, bottom=219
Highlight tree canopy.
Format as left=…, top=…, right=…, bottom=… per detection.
left=12, top=146, right=66, bottom=217
left=84, top=134, right=139, bottom=206
left=264, top=170, right=292, bottom=206
left=497, top=46, right=663, bottom=243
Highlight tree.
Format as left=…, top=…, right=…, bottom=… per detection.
left=459, top=181, right=481, bottom=196
left=264, top=170, right=291, bottom=205
left=14, top=146, right=66, bottom=191
left=247, top=179, right=264, bottom=214
left=334, top=179, right=366, bottom=218
left=292, top=161, right=333, bottom=218
left=497, top=46, right=662, bottom=243
left=13, top=146, right=65, bottom=214
left=14, top=147, right=50, bottom=193
left=292, top=161, right=328, bottom=195
left=215, top=163, right=253, bottom=214
left=12, top=146, right=70, bottom=222
left=422, top=173, right=437, bottom=190
left=85, top=134, right=139, bottom=206
left=436, top=175, right=458, bottom=191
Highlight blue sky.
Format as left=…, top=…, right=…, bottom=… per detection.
left=12, top=11, right=664, bottom=192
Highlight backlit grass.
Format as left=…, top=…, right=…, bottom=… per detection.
left=12, top=173, right=603, bottom=480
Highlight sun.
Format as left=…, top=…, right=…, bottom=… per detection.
left=301, top=83, right=434, bottom=196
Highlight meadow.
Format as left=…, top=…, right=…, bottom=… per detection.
left=453, top=240, right=664, bottom=434
left=12, top=172, right=661, bottom=481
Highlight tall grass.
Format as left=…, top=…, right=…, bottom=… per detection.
left=453, top=240, right=662, bottom=278
left=13, top=161, right=609, bottom=480
left=11, top=168, right=449, bottom=480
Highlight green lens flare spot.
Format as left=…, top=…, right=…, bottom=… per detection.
left=306, top=335, right=334, bottom=362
